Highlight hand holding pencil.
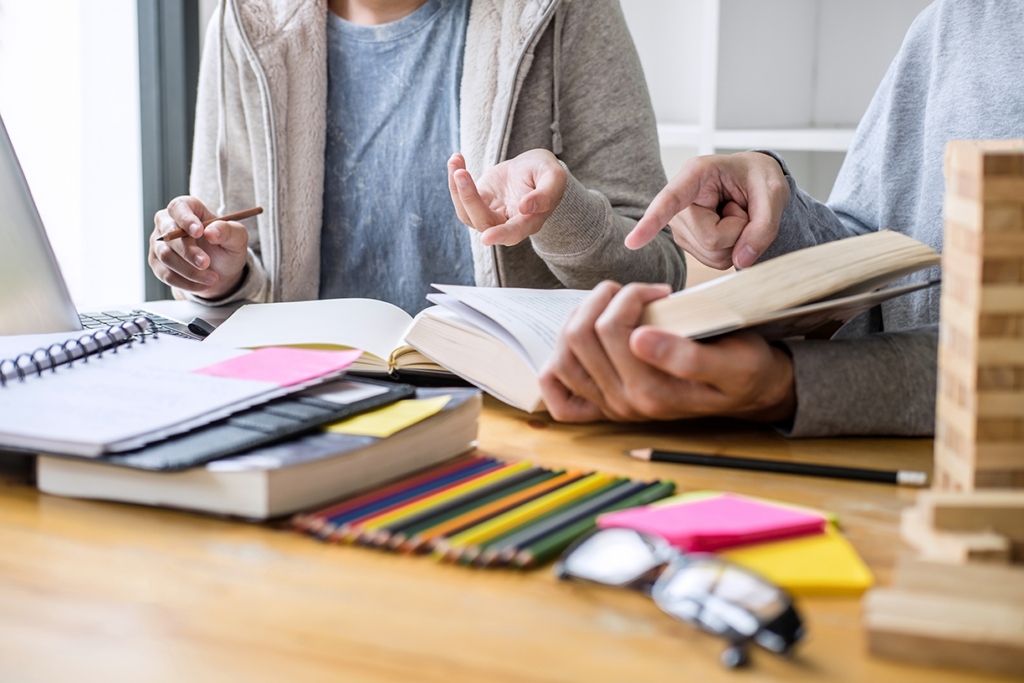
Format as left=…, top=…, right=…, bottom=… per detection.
left=147, top=196, right=259, bottom=299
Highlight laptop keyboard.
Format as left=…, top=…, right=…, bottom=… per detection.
left=79, top=310, right=201, bottom=340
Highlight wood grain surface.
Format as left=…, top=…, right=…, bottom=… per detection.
left=0, top=398, right=1014, bottom=683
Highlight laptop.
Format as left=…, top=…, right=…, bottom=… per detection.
left=0, top=112, right=201, bottom=339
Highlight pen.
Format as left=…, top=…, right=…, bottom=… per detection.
left=156, top=206, right=263, bottom=242
left=628, top=448, right=928, bottom=487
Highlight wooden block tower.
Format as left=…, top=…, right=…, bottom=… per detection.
left=864, top=141, right=1024, bottom=676
left=935, top=140, right=1024, bottom=491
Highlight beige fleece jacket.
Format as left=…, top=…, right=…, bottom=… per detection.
left=185, top=0, right=685, bottom=304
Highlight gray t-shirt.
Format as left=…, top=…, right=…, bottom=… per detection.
left=319, top=0, right=475, bottom=315
left=760, top=0, right=1024, bottom=436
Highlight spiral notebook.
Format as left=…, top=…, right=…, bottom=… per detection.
left=0, top=318, right=362, bottom=457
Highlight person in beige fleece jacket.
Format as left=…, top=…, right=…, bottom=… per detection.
left=147, top=0, right=685, bottom=311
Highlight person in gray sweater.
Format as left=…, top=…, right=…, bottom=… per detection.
left=539, top=0, right=1024, bottom=436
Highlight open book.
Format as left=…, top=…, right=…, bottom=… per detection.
left=405, top=231, right=940, bottom=412
left=202, top=298, right=448, bottom=376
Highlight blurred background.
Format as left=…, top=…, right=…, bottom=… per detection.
left=0, top=0, right=932, bottom=302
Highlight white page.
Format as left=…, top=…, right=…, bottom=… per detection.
left=0, top=335, right=291, bottom=456
left=430, top=285, right=589, bottom=371
left=425, top=294, right=536, bottom=371
left=202, top=298, right=413, bottom=362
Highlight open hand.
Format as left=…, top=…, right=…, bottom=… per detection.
left=539, top=281, right=797, bottom=423
left=447, top=149, right=567, bottom=247
left=625, top=152, right=790, bottom=269
left=148, top=196, right=250, bottom=299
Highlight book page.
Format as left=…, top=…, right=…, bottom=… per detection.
left=430, top=285, right=589, bottom=371
left=202, top=298, right=413, bottom=363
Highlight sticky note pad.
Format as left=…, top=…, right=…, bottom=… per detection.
left=193, top=347, right=362, bottom=386
left=597, top=493, right=826, bottom=552
left=327, top=395, right=450, bottom=438
left=722, top=524, right=874, bottom=597
left=653, top=490, right=840, bottom=525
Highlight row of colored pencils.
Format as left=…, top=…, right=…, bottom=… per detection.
left=292, top=455, right=675, bottom=569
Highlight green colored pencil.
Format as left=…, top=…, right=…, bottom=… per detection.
left=473, top=478, right=634, bottom=567
left=512, top=480, right=677, bottom=569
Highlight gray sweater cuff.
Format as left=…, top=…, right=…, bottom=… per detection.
left=779, top=326, right=938, bottom=437
left=529, top=162, right=611, bottom=261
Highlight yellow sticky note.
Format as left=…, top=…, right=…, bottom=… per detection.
left=721, top=524, right=874, bottom=597
left=326, top=395, right=451, bottom=438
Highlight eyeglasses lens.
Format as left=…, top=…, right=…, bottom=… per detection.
left=559, top=528, right=666, bottom=587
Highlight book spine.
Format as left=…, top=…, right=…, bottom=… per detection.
left=0, top=317, right=154, bottom=387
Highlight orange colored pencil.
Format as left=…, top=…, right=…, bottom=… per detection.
left=406, top=471, right=583, bottom=553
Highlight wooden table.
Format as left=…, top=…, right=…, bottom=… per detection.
left=0, top=399, right=1014, bottom=682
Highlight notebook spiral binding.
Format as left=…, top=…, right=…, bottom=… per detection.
left=0, top=316, right=156, bottom=388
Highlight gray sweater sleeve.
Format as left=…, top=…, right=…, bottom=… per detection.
left=527, top=0, right=687, bottom=290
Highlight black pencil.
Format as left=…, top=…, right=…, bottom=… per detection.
left=628, top=448, right=928, bottom=487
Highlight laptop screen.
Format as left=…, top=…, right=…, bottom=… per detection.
left=0, top=112, right=83, bottom=335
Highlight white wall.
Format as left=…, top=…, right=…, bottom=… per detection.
left=0, top=0, right=143, bottom=307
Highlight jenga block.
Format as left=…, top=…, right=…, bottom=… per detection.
left=893, top=556, right=1024, bottom=602
left=977, top=339, right=1024, bottom=365
left=917, top=490, right=1024, bottom=539
left=977, top=391, right=1024, bottom=417
left=984, top=232, right=1024, bottom=258
left=901, top=505, right=1010, bottom=563
left=974, top=442, right=1024, bottom=471
left=980, top=284, right=1024, bottom=313
left=983, top=177, right=1024, bottom=202
left=864, top=588, right=1024, bottom=677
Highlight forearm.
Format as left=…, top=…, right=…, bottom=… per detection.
left=780, top=325, right=938, bottom=437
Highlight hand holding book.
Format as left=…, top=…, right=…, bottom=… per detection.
left=539, top=281, right=798, bottom=424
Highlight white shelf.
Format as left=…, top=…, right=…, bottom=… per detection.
left=658, top=124, right=856, bottom=153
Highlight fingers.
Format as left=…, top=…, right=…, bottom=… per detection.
left=447, top=154, right=470, bottom=225
left=453, top=168, right=503, bottom=231
left=165, top=196, right=214, bottom=239
left=732, top=156, right=789, bottom=268
left=516, top=155, right=566, bottom=215
left=479, top=213, right=546, bottom=247
left=202, top=219, right=251, bottom=253
left=538, top=368, right=606, bottom=423
left=625, top=160, right=704, bottom=250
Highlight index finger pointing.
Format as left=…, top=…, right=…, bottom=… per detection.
left=625, top=163, right=704, bottom=250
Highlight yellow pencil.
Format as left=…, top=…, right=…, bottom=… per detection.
left=434, top=472, right=612, bottom=561
left=342, top=461, right=535, bottom=543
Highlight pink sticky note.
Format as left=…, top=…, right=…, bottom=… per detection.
left=597, top=493, right=825, bottom=552
left=193, top=347, right=363, bottom=386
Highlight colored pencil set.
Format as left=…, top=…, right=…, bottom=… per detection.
left=292, top=455, right=675, bottom=569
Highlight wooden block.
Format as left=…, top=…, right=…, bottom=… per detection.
left=944, top=194, right=984, bottom=232
left=900, top=505, right=1010, bottom=563
left=984, top=232, right=1024, bottom=258
left=983, top=204, right=1024, bottom=231
left=976, top=470, right=1024, bottom=490
left=983, top=258, right=1023, bottom=284
left=974, top=442, right=1024, bottom=471
left=977, top=338, right=1024, bottom=365
left=981, top=286, right=1024, bottom=313
left=917, top=490, right=1024, bottom=539
left=893, top=556, right=1024, bottom=602
left=974, top=389, right=1024, bottom=417
left=982, top=177, right=1024, bottom=202
left=864, top=588, right=1024, bottom=677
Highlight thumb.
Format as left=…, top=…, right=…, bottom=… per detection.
left=731, top=171, right=787, bottom=269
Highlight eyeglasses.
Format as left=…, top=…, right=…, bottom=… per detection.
left=553, top=528, right=804, bottom=668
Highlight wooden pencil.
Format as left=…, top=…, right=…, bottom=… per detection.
left=478, top=478, right=646, bottom=567
left=406, top=472, right=583, bottom=554
left=321, top=460, right=514, bottom=542
left=339, top=461, right=536, bottom=543
left=156, top=206, right=263, bottom=242
left=294, top=456, right=490, bottom=534
left=436, top=472, right=613, bottom=563
left=390, top=471, right=563, bottom=552
left=367, top=467, right=549, bottom=548
left=315, top=459, right=501, bottom=540
left=512, top=480, right=677, bottom=569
